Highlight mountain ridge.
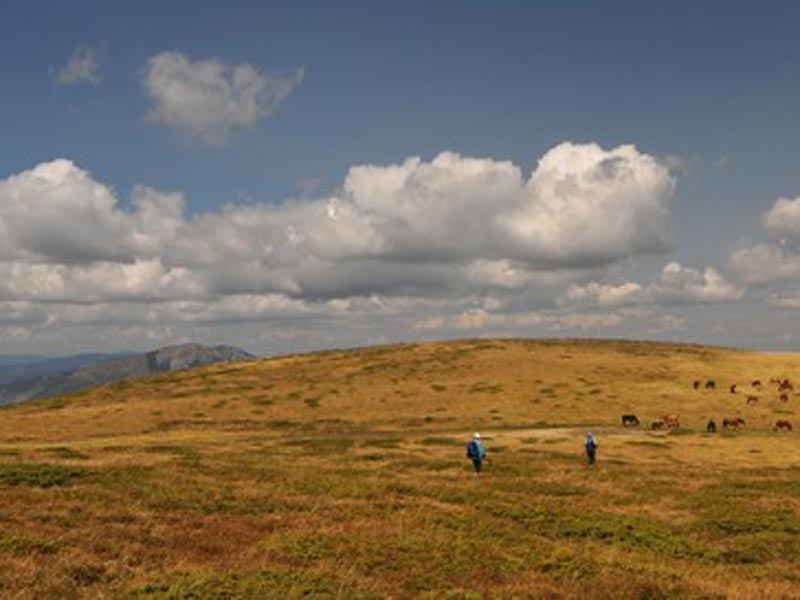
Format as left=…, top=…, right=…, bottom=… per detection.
left=0, top=343, right=254, bottom=405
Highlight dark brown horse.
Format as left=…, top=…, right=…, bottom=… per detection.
left=723, top=417, right=745, bottom=430
left=621, top=414, right=640, bottom=427
left=774, top=420, right=793, bottom=432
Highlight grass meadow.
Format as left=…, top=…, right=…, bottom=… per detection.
left=2, top=339, right=800, bottom=597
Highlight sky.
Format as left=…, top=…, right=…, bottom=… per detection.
left=2, top=0, right=800, bottom=355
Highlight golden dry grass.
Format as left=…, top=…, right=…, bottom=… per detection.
left=1, top=338, right=800, bottom=597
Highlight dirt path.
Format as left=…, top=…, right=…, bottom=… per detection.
left=497, top=425, right=659, bottom=442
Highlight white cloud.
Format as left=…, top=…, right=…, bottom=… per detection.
left=172, top=143, right=674, bottom=276
left=414, top=307, right=625, bottom=332
left=0, top=143, right=679, bottom=351
left=730, top=242, right=800, bottom=285
left=729, top=195, right=800, bottom=285
left=0, top=143, right=674, bottom=300
left=561, top=281, right=643, bottom=307
left=645, top=262, right=744, bottom=304
left=563, top=262, right=743, bottom=307
left=0, top=159, right=184, bottom=264
left=768, top=291, right=800, bottom=309
left=763, top=196, right=800, bottom=242
left=142, top=51, right=304, bottom=144
left=54, top=47, right=102, bottom=86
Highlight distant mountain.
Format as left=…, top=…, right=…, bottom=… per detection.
left=0, top=354, right=48, bottom=367
left=0, top=344, right=255, bottom=406
left=0, top=352, right=134, bottom=383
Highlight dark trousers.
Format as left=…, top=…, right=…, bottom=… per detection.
left=472, top=459, right=482, bottom=472
left=586, top=448, right=596, bottom=465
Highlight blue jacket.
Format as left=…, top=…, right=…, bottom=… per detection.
left=467, top=440, right=487, bottom=460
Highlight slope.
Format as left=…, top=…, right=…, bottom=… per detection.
left=1, top=339, right=800, bottom=597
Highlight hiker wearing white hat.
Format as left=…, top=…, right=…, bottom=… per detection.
left=466, top=432, right=487, bottom=474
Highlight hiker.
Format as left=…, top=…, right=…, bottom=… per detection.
left=585, top=431, right=597, bottom=465
left=706, top=418, right=717, bottom=433
left=466, top=432, right=487, bottom=473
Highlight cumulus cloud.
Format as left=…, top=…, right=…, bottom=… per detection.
left=768, top=291, right=800, bottom=309
left=563, top=262, right=743, bottom=307
left=730, top=243, right=800, bottom=284
left=174, top=143, right=674, bottom=277
left=0, top=142, right=679, bottom=351
left=642, top=262, right=744, bottom=304
left=414, top=307, right=626, bottom=332
left=54, top=47, right=102, bottom=86
left=142, top=51, right=304, bottom=144
left=763, top=196, right=800, bottom=242
left=0, top=143, right=673, bottom=299
left=729, top=195, right=800, bottom=284
left=0, top=160, right=184, bottom=264
left=561, top=281, right=643, bottom=307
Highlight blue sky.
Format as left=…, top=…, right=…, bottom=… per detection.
left=1, top=1, right=800, bottom=354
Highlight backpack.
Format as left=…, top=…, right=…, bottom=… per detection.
left=466, top=440, right=479, bottom=459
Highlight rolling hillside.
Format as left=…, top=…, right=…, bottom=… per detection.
left=1, top=339, right=800, bottom=597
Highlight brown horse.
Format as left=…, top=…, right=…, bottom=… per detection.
left=746, top=396, right=759, bottom=405
left=780, top=379, right=794, bottom=391
left=651, top=419, right=667, bottom=430
left=723, top=417, right=745, bottom=430
left=705, top=380, right=716, bottom=389
left=730, top=384, right=737, bottom=394
left=752, top=380, right=762, bottom=388
left=621, top=414, right=640, bottom=427
left=774, top=420, right=793, bottom=432
left=661, top=414, right=680, bottom=429
left=780, top=393, right=789, bottom=403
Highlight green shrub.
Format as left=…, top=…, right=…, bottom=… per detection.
left=0, top=463, right=88, bottom=487
left=0, top=533, right=59, bottom=555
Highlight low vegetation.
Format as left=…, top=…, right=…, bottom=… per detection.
left=1, top=338, right=800, bottom=596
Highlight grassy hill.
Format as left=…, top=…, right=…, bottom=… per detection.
left=1, top=338, right=800, bottom=597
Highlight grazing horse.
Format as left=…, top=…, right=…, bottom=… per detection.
left=705, top=380, right=716, bottom=389
left=774, top=420, right=793, bottom=432
left=779, top=379, right=794, bottom=391
left=693, top=380, right=701, bottom=390
left=730, top=384, right=737, bottom=394
left=706, top=419, right=717, bottom=433
left=723, top=417, right=745, bottom=430
left=780, top=393, right=789, bottom=403
left=651, top=419, right=667, bottom=430
left=752, top=380, right=762, bottom=388
left=661, top=414, right=680, bottom=429
left=746, top=396, right=759, bottom=405
left=621, top=414, right=640, bottom=427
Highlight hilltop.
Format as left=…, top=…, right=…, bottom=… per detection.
left=5, top=337, right=796, bottom=441
left=1, top=338, right=800, bottom=597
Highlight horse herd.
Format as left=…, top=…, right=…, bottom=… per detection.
left=619, top=377, right=796, bottom=433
